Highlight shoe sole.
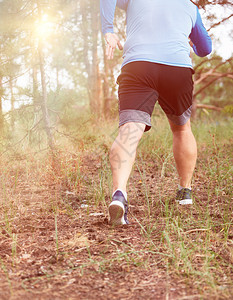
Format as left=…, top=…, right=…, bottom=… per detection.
left=177, top=199, right=193, bottom=205
left=108, top=201, right=126, bottom=225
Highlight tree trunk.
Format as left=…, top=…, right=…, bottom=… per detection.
left=81, top=0, right=101, bottom=116
left=0, top=77, right=4, bottom=133
left=80, top=0, right=91, bottom=105
left=38, top=41, right=55, bottom=152
left=37, top=1, right=55, bottom=152
left=33, top=65, right=39, bottom=107
left=90, top=0, right=101, bottom=116
left=191, top=95, right=197, bottom=119
left=101, top=36, right=115, bottom=119
left=56, top=67, right=60, bottom=92
left=9, top=77, right=15, bottom=130
left=29, top=58, right=41, bottom=145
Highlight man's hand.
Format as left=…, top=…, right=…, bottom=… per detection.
left=189, top=39, right=193, bottom=48
left=105, top=33, right=123, bottom=60
left=189, top=39, right=194, bottom=58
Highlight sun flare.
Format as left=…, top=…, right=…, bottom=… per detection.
left=35, top=14, right=53, bottom=39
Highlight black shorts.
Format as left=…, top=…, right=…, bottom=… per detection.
left=117, top=61, right=194, bottom=131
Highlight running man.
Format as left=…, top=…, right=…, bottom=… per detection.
left=100, top=0, right=212, bottom=225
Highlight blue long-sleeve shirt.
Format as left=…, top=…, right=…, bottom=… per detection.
left=100, top=0, right=212, bottom=69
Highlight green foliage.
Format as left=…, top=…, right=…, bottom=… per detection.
left=47, top=88, right=89, bottom=128
left=193, top=54, right=233, bottom=108
left=223, top=104, right=233, bottom=115
left=0, top=0, right=231, bottom=146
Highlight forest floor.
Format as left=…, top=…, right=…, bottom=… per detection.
left=0, top=117, right=233, bottom=300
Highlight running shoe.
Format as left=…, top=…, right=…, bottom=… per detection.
left=176, top=188, right=193, bottom=205
left=109, top=190, right=129, bottom=225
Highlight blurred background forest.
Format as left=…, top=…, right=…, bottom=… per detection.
left=0, top=0, right=232, bottom=152
left=0, top=2, right=232, bottom=298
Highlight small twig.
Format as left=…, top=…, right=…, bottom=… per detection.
left=3, top=105, right=34, bottom=117
left=183, top=228, right=211, bottom=235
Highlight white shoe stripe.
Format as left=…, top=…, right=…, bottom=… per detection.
left=178, top=199, right=193, bottom=205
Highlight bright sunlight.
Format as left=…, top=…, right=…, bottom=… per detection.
left=35, top=14, right=53, bottom=39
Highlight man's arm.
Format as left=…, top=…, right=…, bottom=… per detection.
left=100, top=0, right=127, bottom=59
left=100, top=0, right=128, bottom=35
left=100, top=0, right=116, bottom=35
left=190, top=7, right=212, bottom=57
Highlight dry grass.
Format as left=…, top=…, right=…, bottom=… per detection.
left=0, top=116, right=232, bottom=299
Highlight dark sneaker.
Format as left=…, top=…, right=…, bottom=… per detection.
left=109, top=190, right=129, bottom=225
left=176, top=188, right=193, bottom=205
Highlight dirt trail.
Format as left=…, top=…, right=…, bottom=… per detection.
left=0, top=153, right=232, bottom=300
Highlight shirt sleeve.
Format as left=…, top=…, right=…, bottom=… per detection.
left=190, top=6, right=212, bottom=57
left=100, top=0, right=128, bottom=35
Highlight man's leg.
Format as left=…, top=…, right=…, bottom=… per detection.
left=108, top=122, right=145, bottom=224
left=168, top=119, right=197, bottom=188
left=110, top=122, right=146, bottom=193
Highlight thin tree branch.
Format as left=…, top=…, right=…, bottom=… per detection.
left=197, top=104, right=222, bottom=111
left=194, top=73, right=233, bottom=97
left=3, top=104, right=34, bottom=117
left=194, top=57, right=222, bottom=72
left=2, top=68, right=31, bottom=85
left=207, top=13, right=233, bottom=31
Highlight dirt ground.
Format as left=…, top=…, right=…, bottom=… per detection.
left=0, top=149, right=232, bottom=300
